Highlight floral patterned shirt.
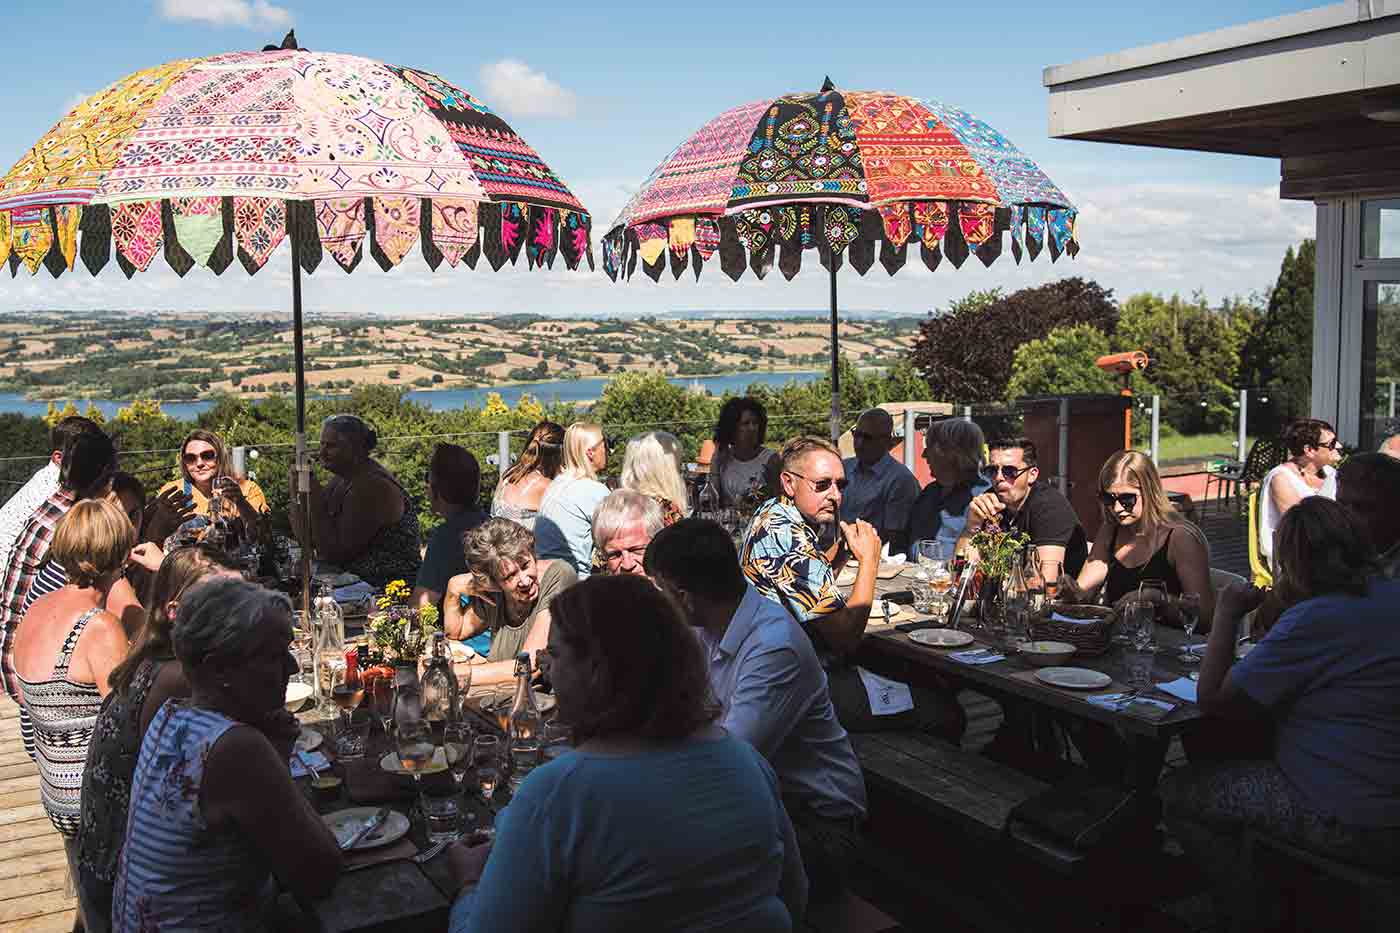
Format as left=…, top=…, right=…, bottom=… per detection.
left=740, top=496, right=845, bottom=626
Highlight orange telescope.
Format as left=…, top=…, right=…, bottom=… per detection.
left=1096, top=351, right=1150, bottom=449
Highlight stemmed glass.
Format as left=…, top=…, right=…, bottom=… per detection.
left=370, top=677, right=396, bottom=740
left=472, top=734, right=503, bottom=840
left=1175, top=592, right=1203, bottom=663
left=328, top=663, right=364, bottom=749
left=396, top=717, right=434, bottom=814
left=443, top=723, right=474, bottom=795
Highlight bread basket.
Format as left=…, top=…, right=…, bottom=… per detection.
left=1030, top=604, right=1116, bottom=656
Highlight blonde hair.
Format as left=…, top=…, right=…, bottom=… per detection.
left=592, top=490, right=666, bottom=548
left=620, top=431, right=688, bottom=514
left=1098, top=449, right=1206, bottom=547
left=50, top=499, right=136, bottom=588
left=561, top=422, right=605, bottom=481
left=925, top=418, right=986, bottom=478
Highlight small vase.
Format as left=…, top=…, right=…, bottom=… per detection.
left=979, top=575, right=1007, bottom=632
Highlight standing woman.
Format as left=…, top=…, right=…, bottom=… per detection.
left=158, top=430, right=268, bottom=531
left=535, top=423, right=610, bottom=578
left=289, top=414, right=421, bottom=588
left=12, top=500, right=133, bottom=926
left=710, top=398, right=780, bottom=508
left=491, top=421, right=564, bottom=532
left=1259, top=418, right=1341, bottom=565
left=77, top=546, right=242, bottom=933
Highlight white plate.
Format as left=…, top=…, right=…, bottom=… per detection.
left=323, top=807, right=411, bottom=851
left=837, top=561, right=908, bottom=586
left=378, top=748, right=449, bottom=776
left=907, top=628, right=975, bottom=648
left=1034, top=667, right=1113, bottom=690
left=296, top=727, right=322, bottom=753
left=449, top=641, right=476, bottom=663
left=868, top=600, right=911, bottom=625
left=285, top=681, right=313, bottom=712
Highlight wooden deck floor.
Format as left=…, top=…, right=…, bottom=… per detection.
left=0, top=701, right=75, bottom=933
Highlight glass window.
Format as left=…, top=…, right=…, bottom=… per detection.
left=1362, top=199, right=1400, bottom=260
left=1360, top=281, right=1400, bottom=451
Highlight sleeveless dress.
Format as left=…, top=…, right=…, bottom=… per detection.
left=17, top=606, right=104, bottom=835
left=491, top=485, right=540, bottom=531
left=1103, top=525, right=1185, bottom=607
left=113, top=702, right=276, bottom=933
left=332, top=466, right=422, bottom=588
left=1259, top=463, right=1337, bottom=561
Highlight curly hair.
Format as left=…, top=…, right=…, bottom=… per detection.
left=549, top=575, right=718, bottom=745
left=463, top=517, right=537, bottom=588
left=1281, top=418, right=1335, bottom=458
left=714, top=397, right=769, bottom=449
left=1273, top=497, right=1376, bottom=606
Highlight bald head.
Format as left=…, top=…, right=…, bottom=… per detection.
left=1381, top=434, right=1400, bottom=460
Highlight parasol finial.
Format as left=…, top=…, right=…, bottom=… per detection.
left=820, top=76, right=835, bottom=93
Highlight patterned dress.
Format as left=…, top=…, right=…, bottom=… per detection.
left=113, top=701, right=276, bottom=933
left=329, top=466, right=422, bottom=588
left=17, top=606, right=104, bottom=835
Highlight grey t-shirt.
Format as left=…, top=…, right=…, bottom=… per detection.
left=478, top=560, right=577, bottom=663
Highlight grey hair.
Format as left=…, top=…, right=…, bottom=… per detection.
left=322, top=414, right=377, bottom=452
left=925, top=418, right=986, bottom=476
left=592, top=489, right=666, bottom=548
left=464, top=517, right=537, bottom=587
left=173, top=577, right=292, bottom=671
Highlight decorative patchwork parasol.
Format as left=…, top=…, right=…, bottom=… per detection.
left=601, top=79, right=1077, bottom=438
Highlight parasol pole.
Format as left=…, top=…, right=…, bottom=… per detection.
left=290, top=205, right=312, bottom=617
left=828, top=260, right=841, bottom=443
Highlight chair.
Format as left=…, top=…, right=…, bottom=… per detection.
left=1204, top=437, right=1289, bottom=513
left=1247, top=490, right=1273, bottom=588
left=1210, top=567, right=1246, bottom=592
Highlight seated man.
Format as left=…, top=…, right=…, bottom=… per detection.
left=647, top=518, right=867, bottom=903
left=960, top=437, right=1088, bottom=581
left=840, top=409, right=919, bottom=555
left=590, top=490, right=665, bottom=576
left=742, top=436, right=964, bottom=740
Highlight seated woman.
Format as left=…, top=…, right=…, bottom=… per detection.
left=290, top=414, right=421, bottom=588
left=491, top=420, right=563, bottom=532
left=620, top=431, right=689, bottom=523
left=710, top=397, right=780, bottom=508
left=443, top=518, right=576, bottom=687
left=1162, top=498, right=1400, bottom=924
left=413, top=444, right=487, bottom=613
left=591, top=490, right=666, bottom=576
left=906, top=417, right=991, bottom=558
left=1259, top=418, right=1340, bottom=565
left=77, top=546, right=242, bottom=933
left=14, top=499, right=133, bottom=916
left=535, top=422, right=610, bottom=578
left=156, top=430, right=269, bottom=537
left=1064, top=449, right=1214, bottom=630
left=445, top=575, right=807, bottom=932
left=112, top=577, right=342, bottom=931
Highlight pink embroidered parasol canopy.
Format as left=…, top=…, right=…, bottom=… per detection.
left=601, top=79, right=1077, bottom=438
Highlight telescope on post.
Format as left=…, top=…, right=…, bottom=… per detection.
left=1096, top=351, right=1150, bottom=449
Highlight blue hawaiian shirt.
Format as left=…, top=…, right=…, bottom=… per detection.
left=741, top=496, right=845, bottom=625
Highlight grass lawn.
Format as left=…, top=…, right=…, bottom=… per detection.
left=1156, top=432, right=1254, bottom=465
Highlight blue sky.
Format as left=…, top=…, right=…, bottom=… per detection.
left=0, top=0, right=1321, bottom=318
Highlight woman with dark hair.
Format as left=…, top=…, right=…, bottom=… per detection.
left=444, top=574, right=806, bottom=932
left=491, top=420, right=564, bottom=532
left=158, top=429, right=268, bottom=531
left=1162, top=498, right=1400, bottom=924
left=413, top=444, right=487, bottom=612
left=1258, top=418, right=1340, bottom=565
left=289, top=414, right=421, bottom=587
left=113, top=577, right=342, bottom=931
left=76, top=546, right=242, bottom=933
left=710, top=397, right=780, bottom=508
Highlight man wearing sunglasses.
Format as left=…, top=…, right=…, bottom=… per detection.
left=961, top=437, right=1088, bottom=580
left=840, top=409, right=920, bottom=556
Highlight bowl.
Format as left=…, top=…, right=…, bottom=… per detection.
left=284, top=680, right=314, bottom=713
left=1019, top=640, right=1077, bottom=667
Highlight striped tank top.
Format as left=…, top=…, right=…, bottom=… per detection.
left=17, top=606, right=103, bottom=836
left=113, top=702, right=275, bottom=933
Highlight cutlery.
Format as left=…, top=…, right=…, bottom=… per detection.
left=341, top=806, right=392, bottom=851
left=882, top=600, right=891, bottom=626
left=414, top=840, right=451, bottom=864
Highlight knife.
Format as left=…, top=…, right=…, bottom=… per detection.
left=341, top=806, right=392, bottom=851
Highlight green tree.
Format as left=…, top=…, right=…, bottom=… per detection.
left=1006, top=324, right=1119, bottom=399
left=1241, top=239, right=1315, bottom=434
left=1117, top=292, right=1244, bottom=434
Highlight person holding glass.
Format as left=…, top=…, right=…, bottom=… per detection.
left=906, top=418, right=992, bottom=559
left=1259, top=418, right=1342, bottom=566
left=157, top=430, right=268, bottom=535
left=534, top=422, right=610, bottom=578
left=441, top=574, right=807, bottom=932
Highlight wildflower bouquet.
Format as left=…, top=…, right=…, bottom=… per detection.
left=367, top=579, right=441, bottom=662
left=969, top=527, right=1032, bottom=582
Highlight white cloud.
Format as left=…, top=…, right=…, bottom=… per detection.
left=158, top=0, right=293, bottom=29
left=478, top=60, right=577, bottom=119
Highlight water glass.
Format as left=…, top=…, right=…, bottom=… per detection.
left=1176, top=592, right=1202, bottom=663
left=910, top=569, right=935, bottom=615
left=443, top=723, right=473, bottom=792
left=1004, top=597, right=1032, bottom=651
left=1129, top=599, right=1156, bottom=652
left=1139, top=579, right=1168, bottom=621
left=1124, top=646, right=1155, bottom=691
left=336, top=709, right=371, bottom=761
left=916, top=540, right=944, bottom=570
left=1039, top=559, right=1064, bottom=604
left=422, top=790, right=464, bottom=843
left=542, top=721, right=572, bottom=762
left=473, top=735, right=503, bottom=803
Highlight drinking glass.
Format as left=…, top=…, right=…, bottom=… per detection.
left=1139, top=579, right=1168, bottom=622
left=1176, top=592, right=1203, bottom=663
left=542, top=721, right=572, bottom=762
left=1129, top=599, right=1156, bottom=652
left=336, top=709, right=371, bottom=761
left=328, top=662, right=364, bottom=744
left=916, top=540, right=944, bottom=570
left=421, top=790, right=463, bottom=843
left=473, top=735, right=503, bottom=825
left=1124, top=646, right=1155, bottom=691
left=1004, top=597, right=1032, bottom=651
left=370, top=677, right=396, bottom=739
left=910, top=568, right=935, bottom=615
left=1039, top=559, right=1063, bottom=604
left=443, top=723, right=473, bottom=794
left=395, top=720, right=435, bottom=814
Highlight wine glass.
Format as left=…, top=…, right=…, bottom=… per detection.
left=1039, top=558, right=1064, bottom=604
left=396, top=719, right=435, bottom=815
left=328, top=663, right=364, bottom=753
left=1176, top=592, right=1202, bottom=663
left=443, top=723, right=474, bottom=794
left=370, top=676, right=396, bottom=739
left=1139, top=579, right=1168, bottom=619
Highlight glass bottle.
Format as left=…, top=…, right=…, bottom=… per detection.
left=1003, top=548, right=1032, bottom=649
left=420, top=632, right=459, bottom=727
left=696, top=475, right=719, bottom=523
left=313, top=583, right=345, bottom=702
left=506, top=652, right=542, bottom=791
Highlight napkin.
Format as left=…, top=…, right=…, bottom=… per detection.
left=949, top=648, right=1005, bottom=665
left=335, top=581, right=373, bottom=603
left=1050, top=611, right=1101, bottom=626
left=1156, top=677, right=1198, bottom=704
left=855, top=667, right=914, bottom=716
left=1085, top=693, right=1177, bottom=721
left=290, top=750, right=331, bottom=779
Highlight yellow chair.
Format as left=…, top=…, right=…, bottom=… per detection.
left=1247, top=489, right=1273, bottom=587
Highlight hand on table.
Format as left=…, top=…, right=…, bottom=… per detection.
left=445, top=839, right=493, bottom=893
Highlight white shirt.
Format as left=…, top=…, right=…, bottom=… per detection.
left=698, top=586, right=867, bottom=821
left=1259, top=463, right=1336, bottom=560
left=714, top=449, right=777, bottom=507
left=839, top=454, right=920, bottom=536
left=0, top=462, right=59, bottom=572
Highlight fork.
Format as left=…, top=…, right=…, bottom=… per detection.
left=414, top=839, right=451, bottom=864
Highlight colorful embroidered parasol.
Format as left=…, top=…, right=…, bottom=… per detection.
left=601, top=79, right=1077, bottom=438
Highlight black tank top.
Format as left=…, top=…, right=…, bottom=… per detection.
left=1103, top=525, right=1183, bottom=607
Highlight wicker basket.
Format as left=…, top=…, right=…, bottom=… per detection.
left=1030, top=605, right=1117, bottom=657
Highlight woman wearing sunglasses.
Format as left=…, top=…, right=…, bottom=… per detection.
left=1063, top=450, right=1214, bottom=630
left=1259, top=418, right=1341, bottom=566
left=157, top=430, right=268, bottom=532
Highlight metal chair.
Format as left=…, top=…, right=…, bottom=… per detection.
left=1204, top=437, right=1288, bottom=514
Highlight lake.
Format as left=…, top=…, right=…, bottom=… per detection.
left=0, top=370, right=822, bottom=422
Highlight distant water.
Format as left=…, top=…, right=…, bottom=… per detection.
left=0, top=370, right=821, bottom=421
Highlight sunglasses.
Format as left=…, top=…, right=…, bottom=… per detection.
left=981, top=464, right=1033, bottom=482
left=1100, top=490, right=1139, bottom=512
left=182, top=450, right=218, bottom=465
left=786, top=471, right=848, bottom=494
left=1315, top=438, right=1341, bottom=451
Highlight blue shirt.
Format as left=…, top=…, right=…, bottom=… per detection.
left=534, top=476, right=610, bottom=579
left=450, top=732, right=805, bottom=933
left=906, top=474, right=992, bottom=559
left=699, top=587, right=867, bottom=820
left=418, top=508, right=487, bottom=599
left=1231, top=578, right=1400, bottom=827
left=839, top=454, right=920, bottom=535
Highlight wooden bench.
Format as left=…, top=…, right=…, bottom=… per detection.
left=1240, top=830, right=1400, bottom=932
